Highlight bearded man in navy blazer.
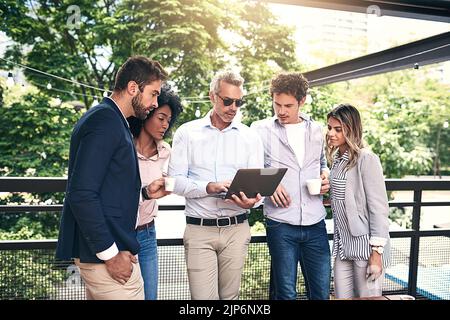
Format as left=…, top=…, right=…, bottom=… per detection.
left=56, top=56, right=169, bottom=300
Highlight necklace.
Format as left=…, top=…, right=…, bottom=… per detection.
left=135, top=140, right=158, bottom=158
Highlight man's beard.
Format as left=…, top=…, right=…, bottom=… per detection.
left=132, top=92, right=150, bottom=120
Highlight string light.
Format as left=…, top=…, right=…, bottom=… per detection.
left=0, top=56, right=108, bottom=92
left=6, top=72, right=14, bottom=87
left=195, top=107, right=201, bottom=118
left=32, top=80, right=98, bottom=98
left=1, top=57, right=276, bottom=106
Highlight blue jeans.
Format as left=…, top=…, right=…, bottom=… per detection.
left=137, top=224, right=158, bottom=300
left=266, top=218, right=331, bottom=300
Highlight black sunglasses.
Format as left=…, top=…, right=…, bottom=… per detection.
left=216, top=94, right=244, bottom=107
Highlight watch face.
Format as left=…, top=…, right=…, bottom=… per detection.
left=373, top=246, right=384, bottom=254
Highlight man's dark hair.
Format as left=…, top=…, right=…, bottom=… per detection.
left=270, top=72, right=309, bottom=102
left=113, top=56, right=168, bottom=92
left=128, top=83, right=184, bottom=138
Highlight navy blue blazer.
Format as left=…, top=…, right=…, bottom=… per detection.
left=56, top=98, right=141, bottom=263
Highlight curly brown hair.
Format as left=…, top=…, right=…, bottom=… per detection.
left=270, top=72, right=309, bottom=102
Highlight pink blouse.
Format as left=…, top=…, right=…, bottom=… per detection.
left=137, top=140, right=171, bottom=227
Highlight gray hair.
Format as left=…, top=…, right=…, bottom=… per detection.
left=209, top=70, right=244, bottom=94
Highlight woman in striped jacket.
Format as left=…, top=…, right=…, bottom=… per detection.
left=326, top=104, right=390, bottom=299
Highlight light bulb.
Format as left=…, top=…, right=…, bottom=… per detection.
left=195, top=107, right=201, bottom=118
left=46, top=83, right=52, bottom=90
left=103, top=91, right=108, bottom=97
left=444, top=121, right=449, bottom=129
left=6, top=72, right=14, bottom=87
left=92, top=98, right=99, bottom=107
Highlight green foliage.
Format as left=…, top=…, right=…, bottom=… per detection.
left=330, top=67, right=449, bottom=178
left=0, top=86, right=80, bottom=177
left=0, top=85, right=77, bottom=239
left=303, top=85, right=340, bottom=124
left=240, top=243, right=307, bottom=299
left=389, top=207, right=412, bottom=229
left=0, top=0, right=298, bottom=120
left=0, top=227, right=65, bottom=299
left=248, top=208, right=264, bottom=227
left=0, top=250, right=65, bottom=299
left=0, top=212, right=61, bottom=239
left=240, top=243, right=270, bottom=299
left=0, top=0, right=111, bottom=107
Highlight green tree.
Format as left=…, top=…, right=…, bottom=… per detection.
left=0, top=85, right=80, bottom=177
left=0, top=0, right=298, bottom=122
left=0, top=84, right=79, bottom=238
left=0, top=226, right=65, bottom=299
left=0, top=0, right=299, bottom=239
left=329, top=66, right=449, bottom=178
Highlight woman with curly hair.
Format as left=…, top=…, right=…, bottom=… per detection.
left=128, top=83, right=183, bottom=300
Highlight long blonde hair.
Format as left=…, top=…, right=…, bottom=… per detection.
left=326, top=104, right=365, bottom=169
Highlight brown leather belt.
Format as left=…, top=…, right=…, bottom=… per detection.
left=136, top=220, right=155, bottom=231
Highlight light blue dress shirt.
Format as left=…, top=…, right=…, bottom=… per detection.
left=168, top=110, right=264, bottom=219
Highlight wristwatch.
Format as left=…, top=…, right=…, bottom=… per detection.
left=372, top=246, right=384, bottom=254
left=141, top=186, right=151, bottom=200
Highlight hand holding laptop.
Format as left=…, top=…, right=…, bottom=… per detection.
left=206, top=179, right=262, bottom=209
left=206, top=181, right=231, bottom=194
left=225, top=191, right=262, bottom=209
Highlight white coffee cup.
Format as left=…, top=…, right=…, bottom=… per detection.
left=164, top=177, right=176, bottom=192
left=306, top=178, right=321, bottom=195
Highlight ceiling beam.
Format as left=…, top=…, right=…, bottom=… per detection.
left=303, top=32, right=450, bottom=86
left=267, top=0, right=450, bottom=23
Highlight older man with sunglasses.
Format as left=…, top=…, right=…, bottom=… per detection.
left=168, top=70, right=264, bottom=300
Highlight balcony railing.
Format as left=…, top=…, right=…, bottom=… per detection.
left=0, top=177, right=449, bottom=300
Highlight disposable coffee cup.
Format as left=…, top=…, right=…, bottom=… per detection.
left=164, top=177, right=175, bottom=192
left=306, top=178, right=321, bottom=195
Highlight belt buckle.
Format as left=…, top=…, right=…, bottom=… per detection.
left=216, top=217, right=231, bottom=228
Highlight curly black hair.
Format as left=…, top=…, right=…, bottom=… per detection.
left=128, top=83, right=183, bottom=138
left=270, top=72, right=309, bottom=102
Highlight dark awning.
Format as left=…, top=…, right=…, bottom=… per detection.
left=304, top=32, right=450, bottom=86
left=268, top=0, right=450, bottom=23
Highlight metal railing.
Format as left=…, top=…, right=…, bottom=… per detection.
left=1, top=177, right=449, bottom=300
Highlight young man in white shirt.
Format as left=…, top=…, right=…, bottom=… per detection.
left=251, top=72, right=331, bottom=300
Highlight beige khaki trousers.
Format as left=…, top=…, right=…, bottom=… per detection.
left=75, top=258, right=144, bottom=300
left=333, top=255, right=385, bottom=299
left=183, top=221, right=251, bottom=300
